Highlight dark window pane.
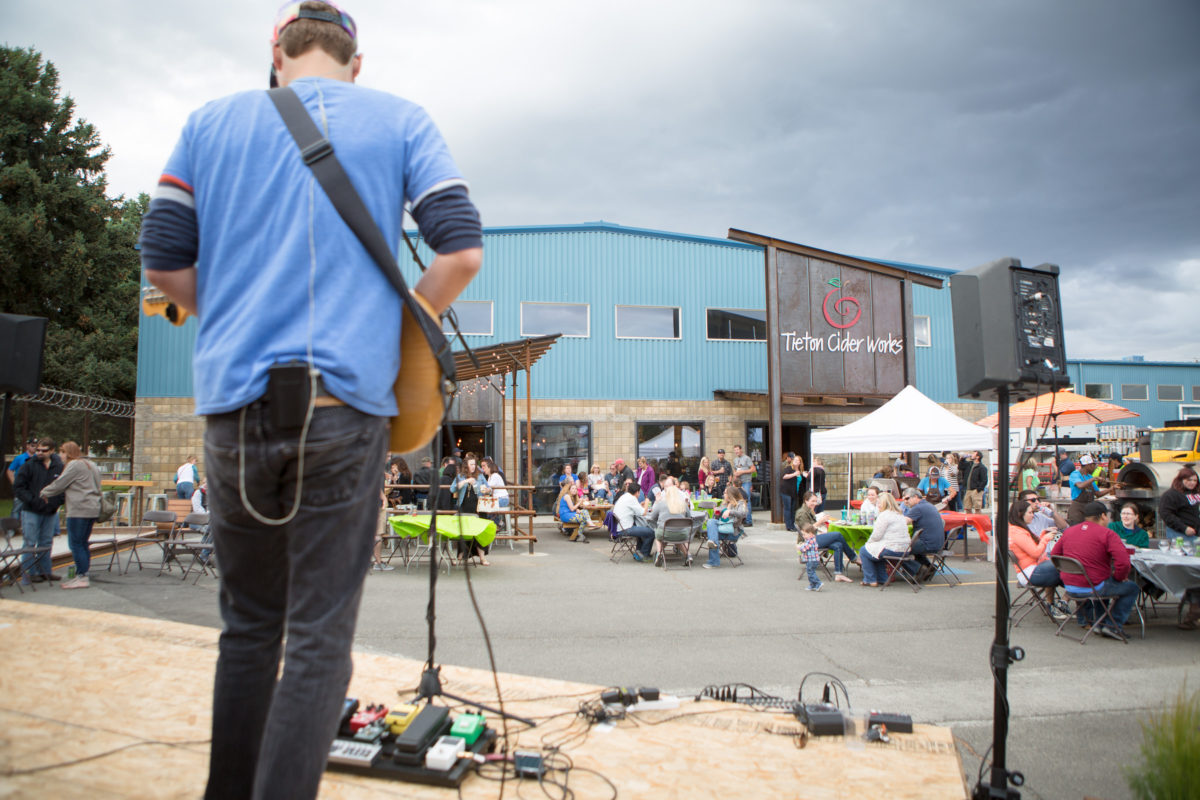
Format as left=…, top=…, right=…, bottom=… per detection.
left=1084, top=383, right=1112, bottom=400
left=520, top=422, right=591, bottom=512
left=707, top=309, right=766, bottom=340
left=1121, top=384, right=1147, bottom=401
left=1159, top=385, right=1183, bottom=402
left=636, top=422, right=703, bottom=484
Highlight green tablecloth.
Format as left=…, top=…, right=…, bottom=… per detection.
left=388, top=514, right=497, bottom=549
left=692, top=500, right=722, bottom=519
left=828, top=521, right=912, bottom=551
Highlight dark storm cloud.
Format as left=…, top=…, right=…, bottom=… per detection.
left=6, top=0, right=1198, bottom=360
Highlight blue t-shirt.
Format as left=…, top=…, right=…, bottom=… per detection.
left=1069, top=469, right=1092, bottom=500
left=143, top=79, right=467, bottom=416
left=7, top=452, right=30, bottom=477
left=917, top=476, right=950, bottom=496
left=903, top=499, right=946, bottom=551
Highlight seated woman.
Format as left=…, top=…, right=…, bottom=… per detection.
left=479, top=457, right=509, bottom=533
left=647, top=485, right=698, bottom=565
left=859, top=485, right=881, bottom=520
left=587, top=464, right=609, bottom=501
left=1158, top=466, right=1199, bottom=540
left=793, top=491, right=858, bottom=582
left=555, top=480, right=593, bottom=543
left=612, top=484, right=655, bottom=561
left=1008, top=498, right=1063, bottom=616
left=1107, top=501, right=1149, bottom=548
left=857, top=493, right=910, bottom=587
left=703, top=485, right=747, bottom=568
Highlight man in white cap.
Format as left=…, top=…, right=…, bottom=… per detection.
left=1067, top=454, right=1115, bottom=525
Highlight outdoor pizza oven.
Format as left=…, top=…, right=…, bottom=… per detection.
left=1116, top=462, right=1185, bottom=503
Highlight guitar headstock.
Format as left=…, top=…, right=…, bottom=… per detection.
left=141, top=288, right=189, bottom=326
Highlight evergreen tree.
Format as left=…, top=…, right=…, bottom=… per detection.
left=0, top=46, right=141, bottom=451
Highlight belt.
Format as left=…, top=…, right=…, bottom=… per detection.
left=314, top=380, right=345, bottom=407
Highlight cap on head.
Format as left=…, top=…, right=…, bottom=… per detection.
left=272, top=0, right=357, bottom=43
left=1079, top=454, right=1094, bottom=466
left=1082, top=501, right=1108, bottom=518
left=717, top=449, right=725, bottom=454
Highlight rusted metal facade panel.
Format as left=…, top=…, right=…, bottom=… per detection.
left=774, top=251, right=910, bottom=398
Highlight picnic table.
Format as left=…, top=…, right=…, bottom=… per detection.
left=827, top=521, right=912, bottom=551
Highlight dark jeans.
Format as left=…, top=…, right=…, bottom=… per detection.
left=623, top=525, right=655, bottom=556
left=203, top=402, right=387, bottom=800
left=66, top=516, right=96, bottom=576
left=782, top=494, right=796, bottom=532
left=815, top=531, right=857, bottom=573
left=1068, top=579, right=1140, bottom=628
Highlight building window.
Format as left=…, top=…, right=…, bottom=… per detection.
left=706, top=308, right=766, bottom=341
left=1158, top=385, right=1184, bottom=402
left=914, top=315, right=932, bottom=348
left=443, top=300, right=492, bottom=336
left=1193, top=386, right=1200, bottom=402
left=520, top=422, right=591, bottom=513
left=520, top=302, right=589, bottom=337
left=1084, top=383, right=1112, bottom=400
left=636, top=422, right=704, bottom=485
left=1121, top=384, right=1148, bottom=401
left=616, top=306, right=680, bottom=339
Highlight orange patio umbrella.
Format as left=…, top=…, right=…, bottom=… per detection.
left=974, top=389, right=1139, bottom=430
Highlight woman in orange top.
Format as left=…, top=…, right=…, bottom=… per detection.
left=1008, top=499, right=1062, bottom=603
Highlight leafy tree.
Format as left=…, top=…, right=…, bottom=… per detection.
left=0, top=46, right=142, bottom=454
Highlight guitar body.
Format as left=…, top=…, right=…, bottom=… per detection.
left=390, top=294, right=449, bottom=453
left=140, top=288, right=449, bottom=453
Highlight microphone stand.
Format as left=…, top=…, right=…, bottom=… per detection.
left=410, top=428, right=534, bottom=727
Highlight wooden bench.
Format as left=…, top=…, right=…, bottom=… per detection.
left=488, top=508, right=539, bottom=553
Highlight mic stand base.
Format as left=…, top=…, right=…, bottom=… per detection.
left=413, top=664, right=536, bottom=728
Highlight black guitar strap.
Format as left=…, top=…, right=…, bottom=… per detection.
left=266, top=86, right=456, bottom=383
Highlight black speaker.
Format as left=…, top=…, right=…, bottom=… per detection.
left=0, top=313, right=48, bottom=395
left=950, top=258, right=1068, bottom=401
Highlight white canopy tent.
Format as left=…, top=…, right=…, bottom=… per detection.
left=811, top=385, right=998, bottom=557
left=811, top=385, right=995, bottom=454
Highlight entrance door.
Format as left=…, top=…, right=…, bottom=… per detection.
left=441, top=424, right=493, bottom=462
left=748, top=422, right=812, bottom=522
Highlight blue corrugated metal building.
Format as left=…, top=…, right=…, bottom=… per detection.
left=136, top=221, right=1199, bottom=505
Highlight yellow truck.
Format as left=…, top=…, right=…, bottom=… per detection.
left=1149, top=421, right=1200, bottom=463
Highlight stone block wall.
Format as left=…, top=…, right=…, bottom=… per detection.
left=133, top=398, right=206, bottom=493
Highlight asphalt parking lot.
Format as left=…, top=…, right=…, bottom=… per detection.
left=14, top=520, right=1199, bottom=799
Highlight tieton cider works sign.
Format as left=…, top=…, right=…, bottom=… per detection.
left=774, top=251, right=911, bottom=397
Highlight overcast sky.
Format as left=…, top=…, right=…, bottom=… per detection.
left=7, top=0, right=1199, bottom=362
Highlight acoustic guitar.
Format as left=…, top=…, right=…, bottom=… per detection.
left=141, top=289, right=449, bottom=453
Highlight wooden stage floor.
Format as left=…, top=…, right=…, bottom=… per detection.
left=0, top=603, right=967, bottom=798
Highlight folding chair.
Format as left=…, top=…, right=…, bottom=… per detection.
left=657, top=518, right=693, bottom=570
left=175, top=513, right=217, bottom=583
left=815, top=546, right=836, bottom=580
left=1010, top=571, right=1060, bottom=627
left=1050, top=555, right=1128, bottom=644
left=1, top=517, right=52, bottom=595
left=124, top=510, right=178, bottom=574
left=921, top=533, right=961, bottom=587
left=605, top=511, right=639, bottom=564
left=89, top=510, right=125, bottom=573
left=880, top=532, right=921, bottom=592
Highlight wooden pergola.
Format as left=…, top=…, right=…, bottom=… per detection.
left=450, top=334, right=559, bottom=501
